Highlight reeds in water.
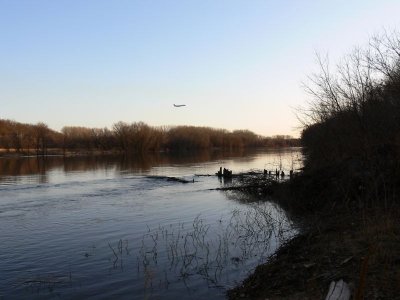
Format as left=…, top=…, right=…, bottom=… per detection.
left=134, top=203, right=296, bottom=292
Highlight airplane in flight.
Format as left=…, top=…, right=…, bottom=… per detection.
left=173, top=104, right=186, bottom=107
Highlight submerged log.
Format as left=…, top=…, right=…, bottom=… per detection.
left=146, top=175, right=192, bottom=184
left=211, top=184, right=274, bottom=195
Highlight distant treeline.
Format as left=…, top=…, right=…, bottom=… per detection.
left=0, top=120, right=299, bottom=155
left=299, top=30, right=400, bottom=208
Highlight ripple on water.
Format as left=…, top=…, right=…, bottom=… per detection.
left=0, top=149, right=302, bottom=299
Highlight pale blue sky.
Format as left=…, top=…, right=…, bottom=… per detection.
left=1, top=1, right=400, bottom=136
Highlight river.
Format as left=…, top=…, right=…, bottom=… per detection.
left=0, top=148, right=302, bottom=300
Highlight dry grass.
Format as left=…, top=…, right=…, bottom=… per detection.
left=228, top=205, right=400, bottom=300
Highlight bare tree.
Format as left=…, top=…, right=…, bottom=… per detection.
left=301, top=29, right=400, bottom=126
left=300, top=28, right=400, bottom=178
left=34, top=122, right=49, bottom=155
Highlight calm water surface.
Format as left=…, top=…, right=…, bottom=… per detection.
left=0, top=148, right=302, bottom=300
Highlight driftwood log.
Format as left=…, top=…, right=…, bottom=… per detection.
left=325, top=279, right=351, bottom=300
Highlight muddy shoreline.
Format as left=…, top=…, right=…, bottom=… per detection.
left=227, top=174, right=400, bottom=299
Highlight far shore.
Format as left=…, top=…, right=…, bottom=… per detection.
left=0, top=148, right=122, bottom=157
left=0, top=146, right=301, bottom=158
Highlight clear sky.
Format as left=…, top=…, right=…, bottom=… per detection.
left=1, top=0, right=400, bottom=137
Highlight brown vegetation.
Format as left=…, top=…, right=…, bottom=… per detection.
left=0, top=120, right=299, bottom=155
left=0, top=119, right=62, bottom=155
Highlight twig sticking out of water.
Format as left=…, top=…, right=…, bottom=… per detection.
left=17, top=274, right=73, bottom=293
left=136, top=205, right=296, bottom=292
left=108, top=242, right=119, bottom=268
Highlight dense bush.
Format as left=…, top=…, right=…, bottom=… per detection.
left=300, top=30, right=400, bottom=208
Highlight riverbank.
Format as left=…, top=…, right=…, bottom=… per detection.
left=0, top=148, right=122, bottom=157
left=226, top=29, right=400, bottom=299
left=227, top=172, right=400, bottom=299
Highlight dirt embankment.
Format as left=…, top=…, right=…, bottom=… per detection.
left=227, top=173, right=400, bottom=300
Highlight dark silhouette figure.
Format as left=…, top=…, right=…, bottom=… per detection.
left=217, top=167, right=232, bottom=179
left=281, top=171, right=285, bottom=178
left=223, top=168, right=232, bottom=178
left=217, top=167, right=223, bottom=177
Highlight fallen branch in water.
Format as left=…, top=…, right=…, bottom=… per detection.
left=146, top=175, right=193, bottom=184
left=210, top=184, right=274, bottom=195
left=195, top=172, right=264, bottom=178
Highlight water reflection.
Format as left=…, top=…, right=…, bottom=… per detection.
left=0, top=148, right=302, bottom=183
left=0, top=156, right=49, bottom=183
left=0, top=148, right=303, bottom=299
left=134, top=203, right=295, bottom=296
